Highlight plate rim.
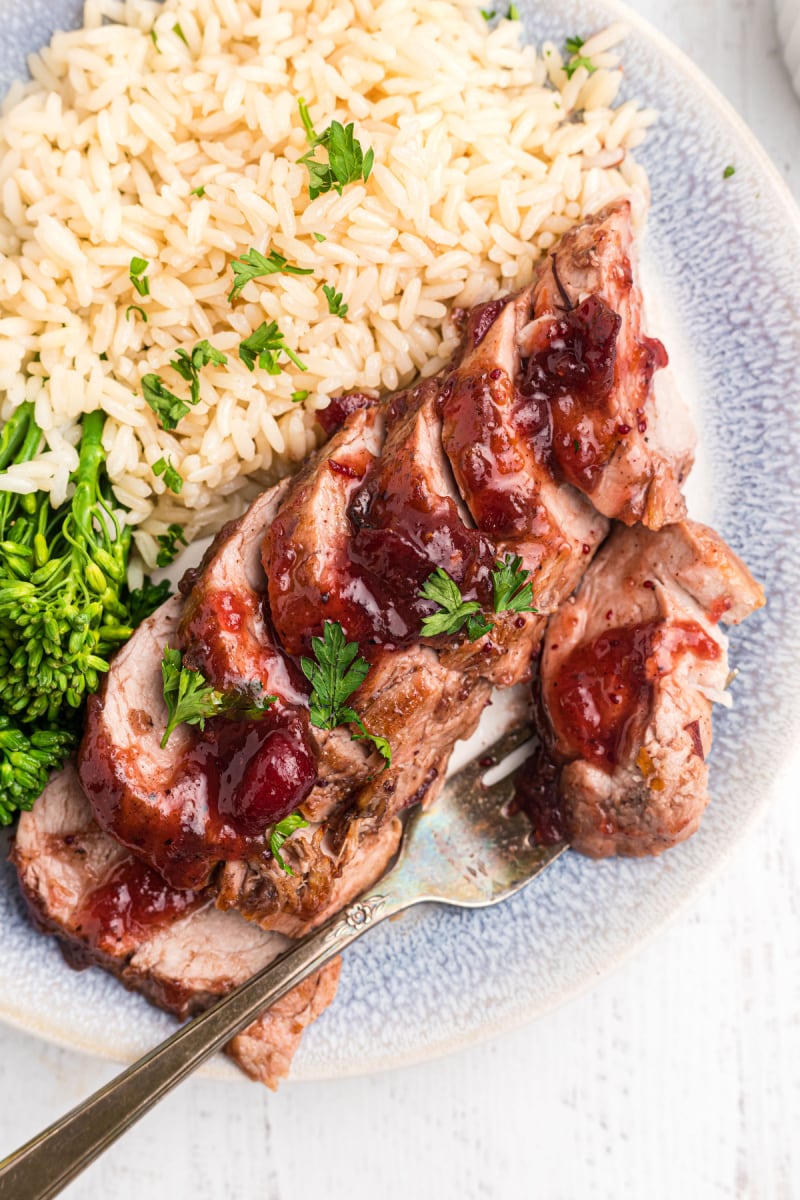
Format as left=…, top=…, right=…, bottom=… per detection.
left=1, top=0, right=799, bottom=1084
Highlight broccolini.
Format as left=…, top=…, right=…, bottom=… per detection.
left=0, top=404, right=133, bottom=723
left=0, top=403, right=167, bottom=821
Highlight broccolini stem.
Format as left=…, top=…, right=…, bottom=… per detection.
left=72, top=411, right=106, bottom=543
left=0, top=403, right=35, bottom=472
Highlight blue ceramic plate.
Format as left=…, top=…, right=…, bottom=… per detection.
left=1, top=0, right=798, bottom=1082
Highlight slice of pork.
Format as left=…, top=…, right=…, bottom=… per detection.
left=535, top=520, right=765, bottom=856
left=11, top=766, right=340, bottom=1088
left=520, top=199, right=693, bottom=527
left=178, top=479, right=302, bottom=703
left=440, top=282, right=609, bottom=615
left=79, top=599, right=317, bottom=890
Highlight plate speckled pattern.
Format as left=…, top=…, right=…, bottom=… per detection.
left=0, top=0, right=798, bottom=1083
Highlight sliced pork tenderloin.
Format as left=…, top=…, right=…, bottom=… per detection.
left=520, top=198, right=693, bottom=527
left=11, top=766, right=340, bottom=1088
left=78, top=599, right=317, bottom=891
left=177, top=480, right=302, bottom=703
left=533, top=520, right=764, bottom=856
left=439, top=276, right=609, bottom=615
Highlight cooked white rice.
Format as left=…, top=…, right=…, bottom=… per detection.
left=0, top=0, right=655, bottom=569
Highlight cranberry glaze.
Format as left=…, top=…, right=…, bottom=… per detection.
left=74, top=858, right=205, bottom=953
left=545, top=620, right=720, bottom=769
left=80, top=706, right=316, bottom=890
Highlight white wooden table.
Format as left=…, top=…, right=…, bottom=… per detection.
left=2, top=2, right=799, bottom=1196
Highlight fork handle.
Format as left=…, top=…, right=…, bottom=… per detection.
left=0, top=887, right=407, bottom=1200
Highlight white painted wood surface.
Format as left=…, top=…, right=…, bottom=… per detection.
left=1, top=2, right=799, bottom=1197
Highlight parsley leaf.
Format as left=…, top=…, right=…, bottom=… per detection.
left=160, top=647, right=277, bottom=747
left=491, top=554, right=538, bottom=615
left=152, top=456, right=183, bottom=493
left=172, top=22, right=187, bottom=44
left=228, top=247, right=314, bottom=302
left=301, top=621, right=370, bottom=729
left=129, top=256, right=150, bottom=297
left=142, top=375, right=190, bottom=431
left=564, top=54, right=596, bottom=79
left=160, top=647, right=230, bottom=747
left=480, top=8, right=496, bottom=18
left=291, top=389, right=309, bottom=403
left=126, top=304, right=148, bottom=323
left=269, top=811, right=308, bottom=875
left=156, top=523, right=187, bottom=568
left=128, top=577, right=172, bottom=626
left=143, top=341, right=226, bottom=429
left=170, top=339, right=227, bottom=405
left=347, top=712, right=392, bottom=766
left=297, top=99, right=375, bottom=200
left=723, top=165, right=736, bottom=179
left=322, top=283, right=348, bottom=318
left=313, top=232, right=327, bottom=243
left=300, top=621, right=391, bottom=767
left=190, top=185, right=205, bottom=197
left=419, top=568, right=492, bottom=641
left=239, top=320, right=308, bottom=374
left=565, top=34, right=585, bottom=53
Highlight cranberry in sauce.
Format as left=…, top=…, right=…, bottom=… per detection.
left=468, top=297, right=509, bottom=347
left=217, top=721, right=317, bottom=836
left=316, top=391, right=379, bottom=437
left=80, top=709, right=317, bottom=891
left=522, top=294, right=620, bottom=403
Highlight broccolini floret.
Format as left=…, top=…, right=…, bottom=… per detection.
left=0, top=715, right=74, bottom=825
left=0, top=404, right=134, bottom=723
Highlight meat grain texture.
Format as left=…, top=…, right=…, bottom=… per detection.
left=11, top=201, right=763, bottom=1085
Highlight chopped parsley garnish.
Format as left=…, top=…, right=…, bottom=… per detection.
left=723, top=165, right=736, bottom=179
left=563, top=35, right=596, bottom=79
left=300, top=621, right=391, bottom=767
left=573, top=437, right=580, bottom=452
left=160, top=647, right=276, bottom=747
left=142, top=375, right=190, bottom=431
left=170, top=339, right=227, bottom=405
left=129, top=256, right=150, bottom=297
left=269, top=811, right=308, bottom=875
left=322, top=284, right=348, bottom=318
left=190, top=185, right=205, bottom=197
left=152, top=456, right=183, bottom=493
left=126, top=304, right=148, bottom=323
left=172, top=22, right=187, bottom=44
left=419, top=568, right=492, bottom=642
left=482, top=4, right=519, bottom=17
left=228, top=247, right=314, bottom=302
left=297, top=98, right=375, bottom=201
left=239, top=321, right=308, bottom=374
left=313, top=232, right=327, bottom=243
left=150, top=29, right=160, bottom=51
left=161, top=648, right=226, bottom=746
left=491, top=554, right=537, bottom=615
left=291, top=389, right=309, bottom=403
left=156, top=523, right=188, bottom=568
left=142, top=341, right=226, bottom=429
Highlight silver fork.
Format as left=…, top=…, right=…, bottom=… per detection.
left=0, top=727, right=565, bottom=1200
